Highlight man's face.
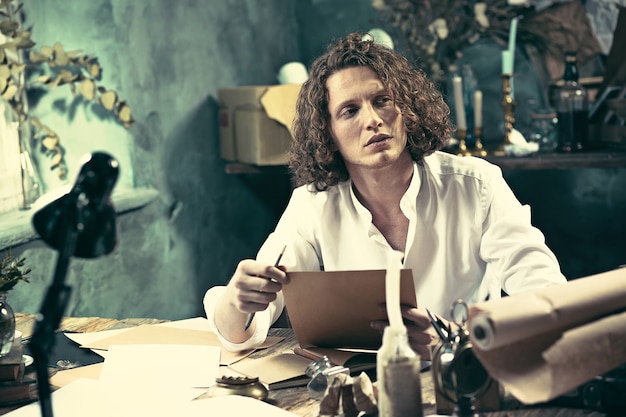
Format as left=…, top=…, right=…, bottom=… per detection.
left=326, top=66, right=408, bottom=173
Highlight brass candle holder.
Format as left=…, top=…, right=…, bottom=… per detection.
left=472, top=126, right=487, bottom=157
left=456, top=128, right=472, bottom=157
left=493, top=73, right=517, bottom=156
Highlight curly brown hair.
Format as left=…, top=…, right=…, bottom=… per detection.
left=289, top=32, right=453, bottom=191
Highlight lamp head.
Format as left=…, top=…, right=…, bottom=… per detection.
left=33, top=152, right=120, bottom=258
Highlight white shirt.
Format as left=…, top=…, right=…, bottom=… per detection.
left=204, top=152, right=566, bottom=351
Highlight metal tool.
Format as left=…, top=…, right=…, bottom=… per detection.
left=430, top=300, right=493, bottom=417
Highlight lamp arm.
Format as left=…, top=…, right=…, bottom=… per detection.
left=30, top=283, right=73, bottom=417
left=28, top=152, right=119, bottom=417
left=29, top=199, right=80, bottom=417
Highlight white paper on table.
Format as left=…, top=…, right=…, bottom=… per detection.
left=63, top=317, right=212, bottom=347
left=99, top=344, right=219, bottom=389
left=157, top=316, right=213, bottom=331
left=2, top=378, right=202, bottom=417
left=1, top=378, right=181, bottom=417
left=2, top=379, right=107, bottom=417
left=182, top=395, right=300, bottom=416
left=96, top=344, right=219, bottom=405
left=65, top=316, right=277, bottom=366
left=64, top=327, right=133, bottom=346
left=3, top=378, right=299, bottom=417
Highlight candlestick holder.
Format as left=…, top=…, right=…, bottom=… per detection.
left=493, top=73, right=517, bottom=156
left=456, top=128, right=472, bottom=157
left=472, top=127, right=487, bottom=157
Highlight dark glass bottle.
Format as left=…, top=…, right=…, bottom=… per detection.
left=555, top=51, right=588, bottom=152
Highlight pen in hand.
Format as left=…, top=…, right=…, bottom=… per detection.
left=244, top=245, right=287, bottom=331
left=426, top=308, right=450, bottom=342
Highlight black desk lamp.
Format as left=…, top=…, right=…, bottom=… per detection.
left=30, top=152, right=119, bottom=417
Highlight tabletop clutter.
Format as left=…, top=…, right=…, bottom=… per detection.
left=309, top=265, right=626, bottom=417
left=1, top=267, right=626, bottom=416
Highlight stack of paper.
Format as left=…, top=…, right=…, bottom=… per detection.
left=4, top=317, right=294, bottom=416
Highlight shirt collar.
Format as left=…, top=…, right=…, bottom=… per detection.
left=347, top=160, right=422, bottom=221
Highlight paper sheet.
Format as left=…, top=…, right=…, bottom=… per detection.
left=228, top=351, right=312, bottom=388
left=76, top=319, right=283, bottom=365
left=63, top=317, right=214, bottom=347
left=3, top=378, right=298, bottom=417
left=99, top=344, right=219, bottom=388
left=64, top=327, right=132, bottom=346
left=87, top=343, right=216, bottom=405
left=468, top=267, right=626, bottom=404
left=50, top=362, right=104, bottom=387
left=283, top=269, right=416, bottom=349
left=8, top=318, right=296, bottom=416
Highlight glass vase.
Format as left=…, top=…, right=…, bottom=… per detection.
left=0, top=291, right=16, bottom=357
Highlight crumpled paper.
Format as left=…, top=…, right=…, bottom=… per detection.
left=504, top=128, right=539, bottom=156
left=318, top=372, right=378, bottom=417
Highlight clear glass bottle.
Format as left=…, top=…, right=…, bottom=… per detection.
left=555, top=51, right=588, bottom=152
left=0, top=292, right=16, bottom=357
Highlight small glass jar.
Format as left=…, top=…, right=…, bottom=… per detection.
left=305, top=355, right=349, bottom=398
left=527, top=108, right=558, bottom=152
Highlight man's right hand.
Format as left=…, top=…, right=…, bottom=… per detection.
left=214, top=259, right=288, bottom=343
left=228, top=259, right=288, bottom=314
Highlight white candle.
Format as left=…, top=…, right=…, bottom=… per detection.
left=474, top=90, right=483, bottom=129
left=385, top=251, right=404, bottom=330
left=452, top=76, right=466, bottom=131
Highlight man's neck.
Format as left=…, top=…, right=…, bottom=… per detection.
left=350, top=154, right=414, bottom=214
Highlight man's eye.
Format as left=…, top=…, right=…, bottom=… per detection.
left=341, top=108, right=358, bottom=118
left=376, top=97, right=392, bottom=106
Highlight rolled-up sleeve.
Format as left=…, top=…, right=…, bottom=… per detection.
left=203, top=285, right=284, bottom=352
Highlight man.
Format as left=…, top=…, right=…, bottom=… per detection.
left=204, top=32, right=566, bottom=359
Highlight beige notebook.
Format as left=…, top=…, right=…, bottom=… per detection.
left=282, top=269, right=416, bottom=350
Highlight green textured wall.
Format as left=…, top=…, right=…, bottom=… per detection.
left=4, top=0, right=378, bottom=320
left=8, top=0, right=303, bottom=319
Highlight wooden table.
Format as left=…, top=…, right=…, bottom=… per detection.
left=10, top=313, right=607, bottom=417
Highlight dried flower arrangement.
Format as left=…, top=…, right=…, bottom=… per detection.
left=0, top=0, right=134, bottom=180
left=371, top=0, right=555, bottom=83
left=0, top=250, right=30, bottom=292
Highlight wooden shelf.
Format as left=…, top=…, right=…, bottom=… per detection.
left=483, top=150, right=626, bottom=170
left=225, top=150, right=626, bottom=174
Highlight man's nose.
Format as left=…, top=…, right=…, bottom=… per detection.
left=364, top=103, right=383, bottom=129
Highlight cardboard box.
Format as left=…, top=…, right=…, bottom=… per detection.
left=218, top=84, right=301, bottom=165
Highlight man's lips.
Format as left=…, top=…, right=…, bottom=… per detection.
left=366, top=134, right=391, bottom=146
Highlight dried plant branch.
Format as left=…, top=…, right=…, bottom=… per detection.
left=0, top=0, right=134, bottom=179
left=0, top=249, right=30, bottom=292
left=372, top=0, right=555, bottom=83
